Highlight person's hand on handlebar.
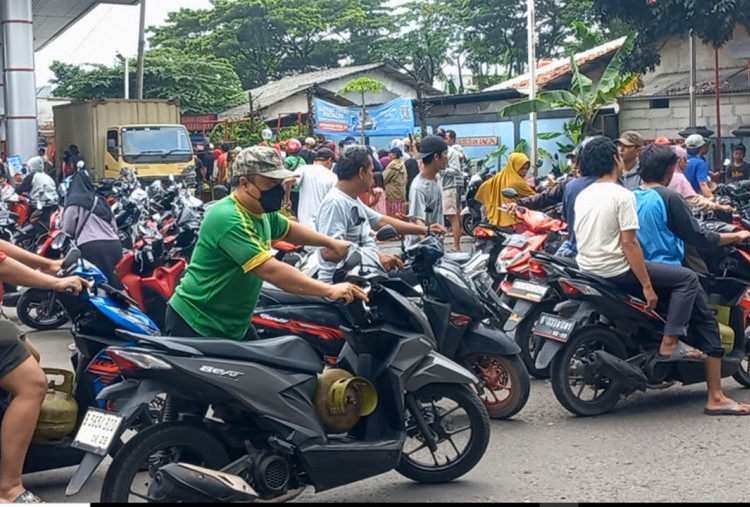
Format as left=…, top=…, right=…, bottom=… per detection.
left=378, top=253, right=404, bottom=271
left=505, top=202, right=519, bottom=215
left=326, top=282, right=369, bottom=304
left=42, top=258, right=64, bottom=275
left=54, top=276, right=89, bottom=295
left=425, top=223, right=447, bottom=235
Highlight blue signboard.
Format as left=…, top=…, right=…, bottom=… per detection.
left=6, top=154, right=22, bottom=175
left=313, top=97, right=415, bottom=137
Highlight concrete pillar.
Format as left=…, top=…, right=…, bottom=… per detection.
left=0, top=35, right=6, bottom=158
left=1, top=0, right=37, bottom=163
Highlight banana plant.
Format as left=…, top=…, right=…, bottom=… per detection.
left=499, top=33, right=640, bottom=139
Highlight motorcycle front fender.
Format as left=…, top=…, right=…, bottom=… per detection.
left=456, top=322, right=522, bottom=357
left=405, top=351, right=478, bottom=393
left=65, top=379, right=165, bottom=496
left=503, top=299, right=536, bottom=332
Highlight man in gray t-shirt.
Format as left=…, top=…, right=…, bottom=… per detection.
left=406, top=175, right=443, bottom=247
left=316, top=145, right=447, bottom=283
left=407, top=135, right=451, bottom=247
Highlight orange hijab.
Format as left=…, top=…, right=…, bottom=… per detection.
left=475, top=152, right=536, bottom=226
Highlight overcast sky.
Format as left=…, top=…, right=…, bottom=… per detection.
left=34, top=0, right=213, bottom=86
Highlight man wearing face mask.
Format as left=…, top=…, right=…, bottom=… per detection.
left=166, top=146, right=368, bottom=341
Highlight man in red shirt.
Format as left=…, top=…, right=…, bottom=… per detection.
left=0, top=241, right=85, bottom=502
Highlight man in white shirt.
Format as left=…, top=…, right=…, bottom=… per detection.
left=284, top=148, right=337, bottom=228
left=574, top=136, right=749, bottom=415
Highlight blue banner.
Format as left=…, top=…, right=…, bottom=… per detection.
left=313, top=97, right=415, bottom=137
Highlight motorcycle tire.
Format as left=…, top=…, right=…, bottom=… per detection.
left=549, top=326, right=627, bottom=417
left=461, top=353, right=530, bottom=420
left=461, top=213, right=477, bottom=237
left=514, top=300, right=558, bottom=379
left=100, top=422, right=231, bottom=503
left=732, top=336, right=750, bottom=387
left=396, top=383, right=490, bottom=484
left=16, top=288, right=69, bottom=330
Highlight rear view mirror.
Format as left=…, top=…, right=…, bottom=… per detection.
left=501, top=188, right=518, bottom=198
left=375, top=225, right=399, bottom=242
left=61, top=248, right=81, bottom=272
left=333, top=245, right=362, bottom=283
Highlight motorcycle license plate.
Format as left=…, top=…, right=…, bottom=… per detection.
left=507, top=279, right=548, bottom=302
left=532, top=313, right=576, bottom=343
left=71, top=408, right=124, bottom=456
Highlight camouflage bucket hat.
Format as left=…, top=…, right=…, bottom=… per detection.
left=231, top=146, right=296, bottom=180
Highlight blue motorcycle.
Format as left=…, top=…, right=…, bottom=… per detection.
left=6, top=246, right=162, bottom=479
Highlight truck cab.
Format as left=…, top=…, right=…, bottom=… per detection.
left=104, top=124, right=194, bottom=180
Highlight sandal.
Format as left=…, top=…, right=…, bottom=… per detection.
left=12, top=490, right=42, bottom=503
left=704, top=401, right=750, bottom=416
left=655, top=340, right=706, bottom=362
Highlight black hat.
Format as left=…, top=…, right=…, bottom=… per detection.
left=315, top=147, right=336, bottom=160
left=413, top=135, right=449, bottom=160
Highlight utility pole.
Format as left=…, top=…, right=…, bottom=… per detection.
left=527, top=0, right=538, bottom=175
left=135, top=0, right=146, bottom=99
left=115, top=52, right=129, bottom=99
left=689, top=30, right=697, bottom=126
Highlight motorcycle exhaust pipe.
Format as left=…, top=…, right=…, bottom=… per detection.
left=582, top=350, right=648, bottom=392
left=149, top=463, right=258, bottom=503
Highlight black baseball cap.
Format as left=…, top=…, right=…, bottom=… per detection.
left=414, top=135, right=449, bottom=160
left=315, top=147, right=336, bottom=160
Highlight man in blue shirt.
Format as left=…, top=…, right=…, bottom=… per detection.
left=633, top=143, right=750, bottom=415
left=683, top=134, right=713, bottom=198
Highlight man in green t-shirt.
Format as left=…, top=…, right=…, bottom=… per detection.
left=167, top=146, right=367, bottom=340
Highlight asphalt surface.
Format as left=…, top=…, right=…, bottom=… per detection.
left=13, top=300, right=750, bottom=503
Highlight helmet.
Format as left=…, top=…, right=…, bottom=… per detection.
left=654, top=136, right=671, bottom=145
left=286, top=139, right=301, bottom=154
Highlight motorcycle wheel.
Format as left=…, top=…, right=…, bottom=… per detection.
left=16, top=289, right=69, bottom=330
left=100, top=422, right=231, bottom=503
left=732, top=333, right=750, bottom=387
left=397, top=383, right=490, bottom=484
left=549, top=326, right=627, bottom=417
left=461, top=214, right=476, bottom=237
left=514, top=300, right=558, bottom=379
left=461, top=353, right=530, bottom=420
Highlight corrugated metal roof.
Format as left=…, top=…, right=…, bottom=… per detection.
left=32, top=0, right=139, bottom=51
left=623, top=67, right=750, bottom=99
left=485, top=37, right=627, bottom=92
left=220, top=63, right=443, bottom=119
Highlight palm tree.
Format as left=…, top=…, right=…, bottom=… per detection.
left=500, top=34, right=640, bottom=145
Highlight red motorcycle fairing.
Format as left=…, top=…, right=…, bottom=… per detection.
left=115, top=251, right=186, bottom=314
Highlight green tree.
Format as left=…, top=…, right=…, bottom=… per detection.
left=499, top=35, right=639, bottom=141
left=337, top=76, right=386, bottom=144
left=590, top=0, right=750, bottom=72
left=149, top=0, right=389, bottom=90
left=50, top=48, right=245, bottom=114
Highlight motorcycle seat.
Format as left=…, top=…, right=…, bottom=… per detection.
left=530, top=251, right=578, bottom=269
left=444, top=252, right=472, bottom=264
left=260, top=287, right=330, bottom=306
left=116, top=330, right=323, bottom=374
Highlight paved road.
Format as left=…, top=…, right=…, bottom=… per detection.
left=14, top=306, right=750, bottom=503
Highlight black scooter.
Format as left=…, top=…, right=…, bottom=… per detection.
left=529, top=251, right=750, bottom=417
left=255, top=226, right=530, bottom=420
left=65, top=246, right=491, bottom=502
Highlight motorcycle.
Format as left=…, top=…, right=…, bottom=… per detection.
left=528, top=246, right=750, bottom=417
left=255, top=226, right=530, bottom=420
left=461, top=172, right=487, bottom=237
left=3, top=248, right=163, bottom=479
left=65, top=245, right=491, bottom=502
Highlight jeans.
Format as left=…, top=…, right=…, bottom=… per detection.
left=606, top=261, right=724, bottom=358
left=164, top=304, right=259, bottom=341
left=555, top=241, right=576, bottom=258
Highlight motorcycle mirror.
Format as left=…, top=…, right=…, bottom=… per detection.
left=61, top=248, right=81, bottom=272
left=501, top=188, right=519, bottom=198
left=51, top=232, right=71, bottom=251
left=333, top=245, right=362, bottom=283
left=375, top=225, right=399, bottom=242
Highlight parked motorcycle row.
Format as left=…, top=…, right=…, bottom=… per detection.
left=8, top=161, right=750, bottom=503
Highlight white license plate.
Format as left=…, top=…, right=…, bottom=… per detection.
left=507, top=279, right=549, bottom=302
left=71, top=409, right=124, bottom=456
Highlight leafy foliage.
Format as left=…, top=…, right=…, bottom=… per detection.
left=590, top=0, right=750, bottom=72
left=499, top=35, right=639, bottom=139
left=50, top=48, right=245, bottom=114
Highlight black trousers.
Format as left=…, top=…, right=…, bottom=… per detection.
left=80, top=239, right=124, bottom=290
left=606, top=261, right=724, bottom=358
left=164, top=304, right=259, bottom=341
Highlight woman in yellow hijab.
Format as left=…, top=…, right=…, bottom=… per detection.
left=475, top=152, right=536, bottom=228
